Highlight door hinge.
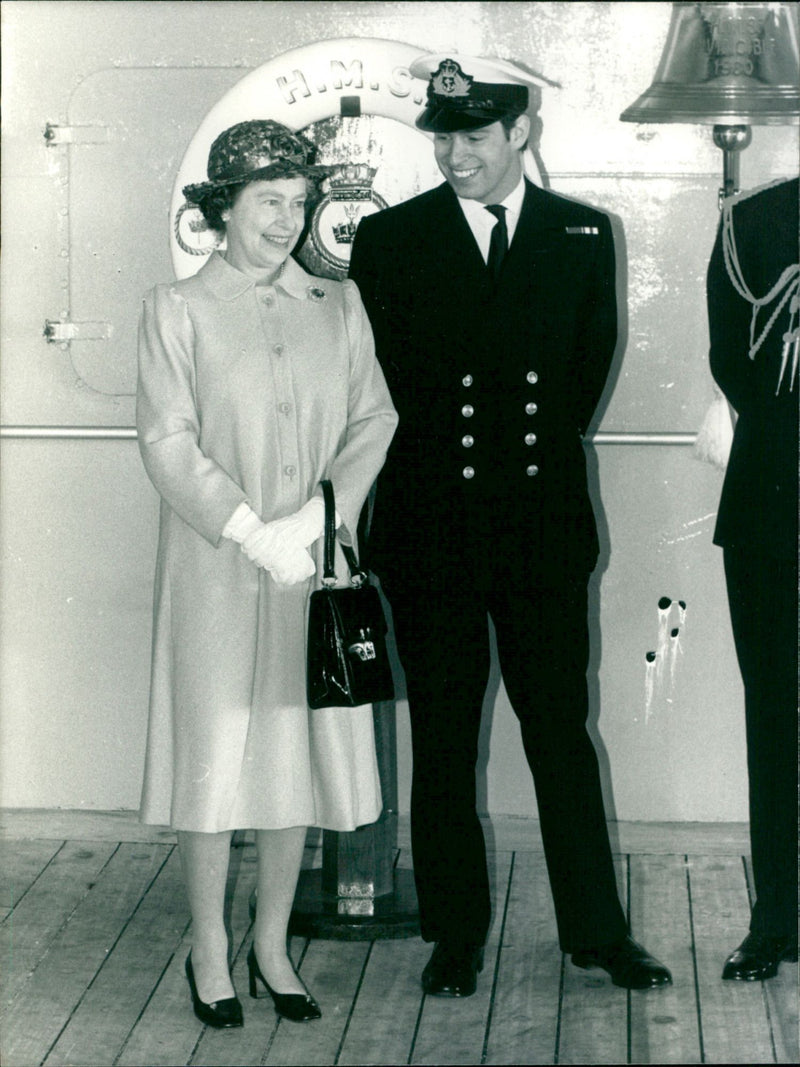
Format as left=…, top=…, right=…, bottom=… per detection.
left=43, top=123, right=110, bottom=145
left=43, top=320, right=112, bottom=343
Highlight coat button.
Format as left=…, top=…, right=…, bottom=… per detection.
left=278, top=402, right=291, bottom=415
left=527, top=371, right=538, bottom=384
left=525, top=402, right=538, bottom=415
left=462, top=435, right=474, bottom=448
left=284, top=465, right=296, bottom=477
left=273, top=343, right=284, bottom=356
left=461, top=404, right=474, bottom=417
left=462, top=374, right=473, bottom=387
left=262, top=294, right=274, bottom=307
left=526, top=465, right=539, bottom=477
left=462, top=466, right=475, bottom=479
left=525, top=433, right=537, bottom=445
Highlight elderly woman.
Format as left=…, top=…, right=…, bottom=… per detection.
left=136, top=120, right=398, bottom=1027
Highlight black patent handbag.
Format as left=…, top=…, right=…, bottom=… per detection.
left=306, top=480, right=394, bottom=709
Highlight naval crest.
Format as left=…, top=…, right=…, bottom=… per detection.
left=431, top=58, right=473, bottom=97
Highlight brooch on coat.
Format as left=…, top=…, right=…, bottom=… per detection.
left=307, top=286, right=326, bottom=302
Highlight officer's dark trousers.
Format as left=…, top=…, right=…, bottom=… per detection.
left=383, top=575, right=628, bottom=953
left=723, top=548, right=799, bottom=942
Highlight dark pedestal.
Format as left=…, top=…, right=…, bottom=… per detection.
left=288, top=689, right=420, bottom=940
left=288, top=866, right=419, bottom=940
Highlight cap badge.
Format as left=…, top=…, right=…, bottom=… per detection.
left=431, top=58, right=473, bottom=98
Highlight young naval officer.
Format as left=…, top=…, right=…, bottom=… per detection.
left=349, top=54, right=673, bottom=996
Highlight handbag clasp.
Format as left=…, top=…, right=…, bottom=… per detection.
left=349, top=630, right=377, bottom=661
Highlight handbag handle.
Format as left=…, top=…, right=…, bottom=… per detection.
left=320, top=480, right=367, bottom=588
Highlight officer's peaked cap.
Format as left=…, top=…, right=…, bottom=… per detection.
left=410, top=53, right=556, bottom=133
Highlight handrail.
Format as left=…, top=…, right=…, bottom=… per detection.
left=0, top=426, right=699, bottom=445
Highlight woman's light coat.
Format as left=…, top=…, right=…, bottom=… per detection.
left=136, top=251, right=398, bottom=833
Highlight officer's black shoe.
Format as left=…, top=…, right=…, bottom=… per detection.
left=722, top=932, right=798, bottom=981
left=421, top=942, right=484, bottom=997
left=572, top=935, right=672, bottom=989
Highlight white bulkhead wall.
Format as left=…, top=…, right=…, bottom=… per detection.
left=2, top=1, right=797, bottom=819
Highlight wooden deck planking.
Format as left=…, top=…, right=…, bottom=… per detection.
left=0, top=823, right=797, bottom=1067
left=763, top=963, right=800, bottom=1065
left=0, top=838, right=63, bottom=911
left=336, top=922, right=430, bottom=1065
left=0, top=838, right=65, bottom=985
left=1, top=842, right=172, bottom=1067
left=115, top=944, right=212, bottom=1067
left=43, top=845, right=188, bottom=1066
left=1, top=840, right=119, bottom=1011
left=743, top=856, right=800, bottom=1065
left=688, top=854, right=775, bottom=1064
left=262, top=939, right=372, bottom=1066
left=482, top=850, right=561, bottom=1065
left=409, top=852, right=513, bottom=1065
left=628, top=853, right=701, bottom=1065
left=556, top=856, right=629, bottom=1066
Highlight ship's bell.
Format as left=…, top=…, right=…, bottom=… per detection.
left=621, top=1, right=800, bottom=126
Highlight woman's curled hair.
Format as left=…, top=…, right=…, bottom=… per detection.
left=196, top=164, right=327, bottom=236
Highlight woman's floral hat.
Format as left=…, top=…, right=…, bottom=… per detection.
left=182, top=120, right=329, bottom=203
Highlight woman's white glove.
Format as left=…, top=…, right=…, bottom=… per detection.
left=223, top=499, right=335, bottom=586
left=241, top=524, right=316, bottom=584
left=264, top=496, right=326, bottom=552
left=223, top=502, right=263, bottom=544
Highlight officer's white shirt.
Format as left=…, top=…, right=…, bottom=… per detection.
left=456, top=174, right=526, bottom=264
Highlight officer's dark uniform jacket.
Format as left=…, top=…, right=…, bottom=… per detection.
left=706, top=177, right=799, bottom=946
left=708, top=177, right=799, bottom=561
left=349, top=177, right=617, bottom=587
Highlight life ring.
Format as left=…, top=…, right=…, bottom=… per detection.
left=171, top=36, right=542, bottom=279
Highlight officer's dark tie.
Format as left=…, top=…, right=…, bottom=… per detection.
left=485, top=204, right=508, bottom=281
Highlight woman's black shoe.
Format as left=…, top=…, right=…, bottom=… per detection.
left=247, top=944, right=321, bottom=1022
left=185, top=953, right=243, bottom=1028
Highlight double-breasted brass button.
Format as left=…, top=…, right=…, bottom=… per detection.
left=525, top=402, right=538, bottom=415
left=527, top=371, right=539, bottom=384
left=525, top=433, right=537, bottom=446
left=461, top=404, right=474, bottom=418
left=462, top=435, right=474, bottom=448
left=462, top=466, right=475, bottom=479
left=462, top=374, right=473, bottom=387
left=527, top=465, right=539, bottom=477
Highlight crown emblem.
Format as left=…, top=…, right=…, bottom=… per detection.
left=431, top=58, right=473, bottom=97
left=188, top=214, right=210, bottom=233
left=305, top=155, right=387, bottom=272
left=329, top=163, right=377, bottom=202
left=328, top=164, right=378, bottom=244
